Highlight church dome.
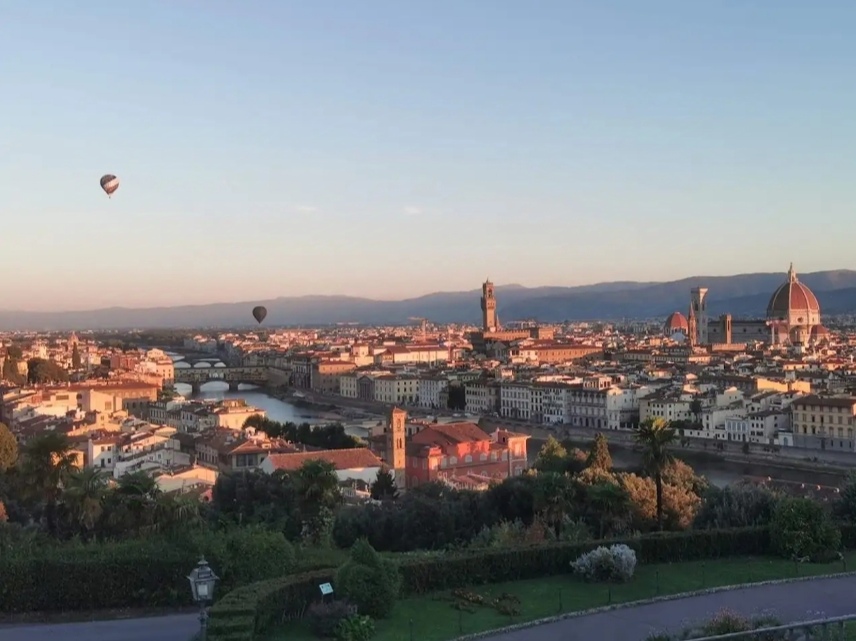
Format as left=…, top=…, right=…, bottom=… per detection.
left=766, top=264, right=820, bottom=322
left=664, top=311, right=688, bottom=334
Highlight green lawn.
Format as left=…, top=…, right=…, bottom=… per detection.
left=266, top=553, right=856, bottom=641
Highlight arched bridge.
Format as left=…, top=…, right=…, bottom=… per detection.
left=173, top=366, right=269, bottom=394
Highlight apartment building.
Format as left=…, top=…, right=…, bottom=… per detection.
left=791, top=395, right=856, bottom=451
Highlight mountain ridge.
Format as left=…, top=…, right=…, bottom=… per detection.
left=3, top=269, right=856, bottom=330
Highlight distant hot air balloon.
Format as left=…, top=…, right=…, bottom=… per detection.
left=100, top=174, right=120, bottom=198
left=252, top=306, right=267, bottom=324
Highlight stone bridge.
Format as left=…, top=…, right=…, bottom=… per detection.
left=173, top=366, right=269, bottom=394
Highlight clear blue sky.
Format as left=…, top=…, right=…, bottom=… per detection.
left=2, top=1, right=855, bottom=311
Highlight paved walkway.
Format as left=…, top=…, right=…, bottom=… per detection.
left=0, top=613, right=198, bottom=641
left=4, top=576, right=855, bottom=641
left=483, top=575, right=856, bottom=641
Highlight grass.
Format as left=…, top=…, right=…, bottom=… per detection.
left=266, top=552, right=856, bottom=641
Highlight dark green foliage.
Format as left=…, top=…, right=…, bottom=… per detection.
left=208, top=526, right=772, bottom=641
left=0, top=528, right=296, bottom=613
left=369, top=469, right=398, bottom=501
left=2, top=355, right=27, bottom=386
left=334, top=615, right=375, bottom=641
left=769, top=497, right=841, bottom=562
left=333, top=483, right=492, bottom=552
left=533, top=437, right=587, bottom=475
left=396, top=526, right=770, bottom=595
left=335, top=540, right=400, bottom=619
left=446, top=384, right=466, bottom=411
left=834, top=473, right=856, bottom=523
left=586, top=433, right=612, bottom=471
left=0, top=539, right=194, bottom=612
left=0, top=422, right=17, bottom=472
left=208, top=570, right=333, bottom=641
left=243, top=416, right=363, bottom=450
left=71, top=344, right=81, bottom=369
left=26, top=358, right=68, bottom=384
left=694, top=483, right=779, bottom=529
left=188, top=526, right=297, bottom=589
left=307, top=600, right=357, bottom=638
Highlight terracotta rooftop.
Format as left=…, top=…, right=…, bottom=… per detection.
left=412, top=422, right=491, bottom=447
left=264, top=447, right=383, bottom=472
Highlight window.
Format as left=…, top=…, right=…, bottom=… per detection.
left=464, top=455, right=472, bottom=463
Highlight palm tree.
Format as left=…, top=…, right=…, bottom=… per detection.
left=19, top=432, right=79, bottom=534
left=296, top=459, right=342, bottom=516
left=63, top=468, right=109, bottom=537
left=104, top=471, right=162, bottom=538
left=635, top=418, right=677, bottom=531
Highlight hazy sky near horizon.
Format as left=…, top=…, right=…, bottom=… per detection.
left=2, top=1, right=856, bottom=311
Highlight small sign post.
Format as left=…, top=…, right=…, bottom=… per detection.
left=319, top=582, right=334, bottom=603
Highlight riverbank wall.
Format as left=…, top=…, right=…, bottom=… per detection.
left=479, top=420, right=855, bottom=479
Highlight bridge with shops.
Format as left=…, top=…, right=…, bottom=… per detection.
left=173, top=366, right=269, bottom=393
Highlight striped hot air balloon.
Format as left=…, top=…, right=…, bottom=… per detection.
left=100, top=174, right=120, bottom=198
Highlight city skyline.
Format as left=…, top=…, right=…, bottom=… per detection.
left=2, top=1, right=856, bottom=309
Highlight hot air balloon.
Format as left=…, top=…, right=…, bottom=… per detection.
left=252, top=306, right=267, bottom=324
left=100, top=174, right=120, bottom=198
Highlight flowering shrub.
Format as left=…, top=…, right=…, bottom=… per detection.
left=570, top=544, right=636, bottom=582
left=647, top=609, right=781, bottom=640
left=334, top=615, right=375, bottom=641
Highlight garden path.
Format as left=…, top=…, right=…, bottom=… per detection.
left=481, top=575, right=856, bottom=641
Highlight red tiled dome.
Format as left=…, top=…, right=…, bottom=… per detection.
left=664, top=311, right=689, bottom=333
left=766, top=265, right=820, bottom=320
left=810, top=325, right=829, bottom=337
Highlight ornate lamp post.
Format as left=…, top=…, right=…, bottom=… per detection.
left=188, top=557, right=219, bottom=641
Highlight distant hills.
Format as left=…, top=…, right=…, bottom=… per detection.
left=3, top=269, right=856, bottom=330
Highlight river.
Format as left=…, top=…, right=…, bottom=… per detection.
left=167, top=356, right=845, bottom=489
left=171, top=356, right=328, bottom=424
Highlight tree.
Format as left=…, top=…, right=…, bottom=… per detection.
left=1, top=357, right=26, bottom=386
left=584, top=482, right=630, bottom=539
left=770, top=497, right=841, bottom=562
left=446, top=384, right=466, bottom=411
left=533, top=436, right=586, bottom=475
left=26, top=358, right=68, bottom=384
left=370, top=468, right=398, bottom=501
left=689, top=398, right=703, bottom=422
left=635, top=418, right=677, bottom=531
left=71, top=344, right=81, bottom=370
left=19, top=432, right=79, bottom=534
left=0, top=422, right=18, bottom=472
left=336, top=539, right=401, bottom=618
left=62, top=468, right=108, bottom=537
left=532, top=472, right=575, bottom=537
left=534, top=436, right=567, bottom=474
left=694, top=483, right=779, bottom=529
left=835, top=473, right=856, bottom=523
left=6, top=345, right=22, bottom=360
left=296, top=459, right=342, bottom=519
left=586, top=433, right=613, bottom=471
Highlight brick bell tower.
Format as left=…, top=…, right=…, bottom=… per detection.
left=481, top=278, right=498, bottom=332
left=386, top=407, right=407, bottom=490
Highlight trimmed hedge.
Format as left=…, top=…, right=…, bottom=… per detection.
left=207, top=570, right=334, bottom=641
left=207, top=526, right=770, bottom=641
left=0, top=542, right=194, bottom=613
left=0, top=528, right=297, bottom=614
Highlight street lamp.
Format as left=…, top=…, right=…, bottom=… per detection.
left=188, top=557, right=219, bottom=640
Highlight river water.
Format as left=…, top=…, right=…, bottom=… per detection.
left=171, top=356, right=327, bottom=423
left=168, top=356, right=845, bottom=489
